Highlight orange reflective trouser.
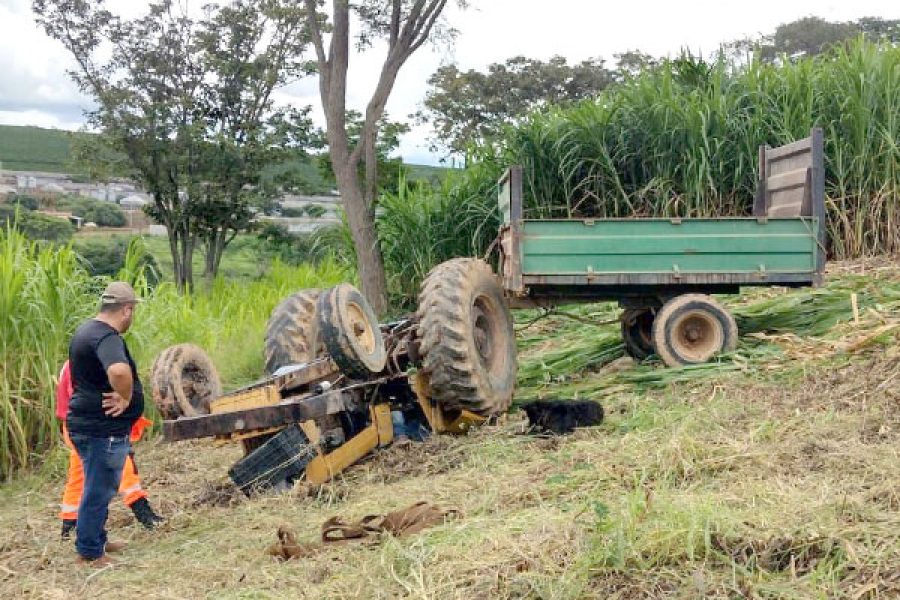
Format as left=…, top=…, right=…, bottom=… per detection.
left=58, top=419, right=151, bottom=520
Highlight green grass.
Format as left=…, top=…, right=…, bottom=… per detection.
left=139, top=234, right=265, bottom=282
left=75, top=232, right=272, bottom=283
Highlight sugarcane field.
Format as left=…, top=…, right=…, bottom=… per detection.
left=1, top=3, right=899, bottom=599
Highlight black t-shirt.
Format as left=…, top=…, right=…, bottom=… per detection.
left=67, top=319, right=144, bottom=437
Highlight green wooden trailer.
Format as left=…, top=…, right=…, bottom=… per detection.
left=495, top=128, right=826, bottom=367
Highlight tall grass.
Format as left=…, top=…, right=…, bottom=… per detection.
left=0, top=229, right=96, bottom=479
left=376, top=170, right=501, bottom=309
left=0, top=227, right=352, bottom=481
left=498, top=39, right=900, bottom=257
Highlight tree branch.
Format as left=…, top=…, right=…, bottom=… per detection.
left=304, top=0, right=327, bottom=68
left=407, top=0, right=448, bottom=57
left=389, top=0, right=401, bottom=48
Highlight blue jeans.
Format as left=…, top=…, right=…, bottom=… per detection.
left=69, top=432, right=130, bottom=559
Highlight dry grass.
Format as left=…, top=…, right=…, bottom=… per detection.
left=0, top=262, right=898, bottom=599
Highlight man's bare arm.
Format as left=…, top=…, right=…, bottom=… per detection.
left=104, top=363, right=132, bottom=417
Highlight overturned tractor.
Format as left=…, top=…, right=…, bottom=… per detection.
left=151, top=258, right=517, bottom=492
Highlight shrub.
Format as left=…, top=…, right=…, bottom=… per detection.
left=73, top=236, right=160, bottom=285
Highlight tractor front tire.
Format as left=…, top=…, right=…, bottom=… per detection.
left=317, top=283, right=387, bottom=380
left=264, top=289, right=321, bottom=375
left=150, top=344, right=222, bottom=420
left=416, top=258, right=517, bottom=416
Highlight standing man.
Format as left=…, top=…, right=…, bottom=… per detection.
left=67, top=281, right=145, bottom=567
left=57, top=360, right=162, bottom=537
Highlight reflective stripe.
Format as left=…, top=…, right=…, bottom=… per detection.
left=60, top=503, right=79, bottom=513
left=120, top=484, right=142, bottom=495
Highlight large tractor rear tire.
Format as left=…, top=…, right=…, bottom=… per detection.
left=150, top=344, right=222, bottom=420
left=264, top=289, right=321, bottom=375
left=416, top=258, right=517, bottom=416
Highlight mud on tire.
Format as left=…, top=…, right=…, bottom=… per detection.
left=264, top=289, right=321, bottom=375
left=150, top=344, right=222, bottom=420
left=415, top=258, right=517, bottom=416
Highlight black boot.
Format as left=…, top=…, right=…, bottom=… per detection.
left=61, top=519, right=77, bottom=539
left=130, top=497, right=164, bottom=530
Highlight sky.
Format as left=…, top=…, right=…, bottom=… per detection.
left=1, top=0, right=898, bottom=165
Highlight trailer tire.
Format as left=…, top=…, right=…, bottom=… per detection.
left=317, top=283, right=386, bottom=379
left=150, top=344, right=222, bottom=419
left=621, top=308, right=656, bottom=361
left=652, top=294, right=738, bottom=367
left=416, top=258, right=517, bottom=416
left=264, top=289, right=321, bottom=375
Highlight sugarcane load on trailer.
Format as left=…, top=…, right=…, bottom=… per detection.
left=151, top=129, right=825, bottom=489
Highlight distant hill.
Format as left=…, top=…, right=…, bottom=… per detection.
left=0, top=124, right=449, bottom=183
left=0, top=125, right=83, bottom=173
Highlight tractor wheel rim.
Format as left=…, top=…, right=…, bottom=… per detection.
left=672, top=310, right=723, bottom=362
left=472, top=296, right=500, bottom=374
left=346, top=301, right=376, bottom=354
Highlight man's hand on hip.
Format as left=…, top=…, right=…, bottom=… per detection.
left=102, top=391, right=130, bottom=417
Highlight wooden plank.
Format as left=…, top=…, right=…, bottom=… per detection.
left=766, top=168, right=808, bottom=192
left=499, top=166, right=524, bottom=293
left=810, top=127, right=826, bottom=276
left=753, top=144, right=768, bottom=217
left=523, top=253, right=814, bottom=274
left=768, top=153, right=812, bottom=177
left=765, top=137, right=812, bottom=161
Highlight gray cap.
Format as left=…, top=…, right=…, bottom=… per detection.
left=101, top=281, right=141, bottom=305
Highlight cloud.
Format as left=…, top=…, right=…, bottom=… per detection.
left=0, top=0, right=93, bottom=130
left=2, top=0, right=898, bottom=158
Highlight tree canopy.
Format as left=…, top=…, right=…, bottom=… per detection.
left=34, top=0, right=318, bottom=289
left=417, top=55, right=614, bottom=154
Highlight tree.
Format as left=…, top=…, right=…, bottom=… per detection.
left=74, top=236, right=160, bottom=286
left=34, top=0, right=315, bottom=290
left=612, top=51, right=658, bottom=80
left=317, top=110, right=411, bottom=195
left=417, top=55, right=613, bottom=154
left=725, top=16, right=900, bottom=63
left=300, top=0, right=464, bottom=315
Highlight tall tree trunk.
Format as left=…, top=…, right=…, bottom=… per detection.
left=333, top=160, right=389, bottom=316
left=202, top=229, right=228, bottom=281
left=167, top=228, right=185, bottom=293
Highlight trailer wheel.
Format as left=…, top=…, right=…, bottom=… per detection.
left=621, top=308, right=656, bottom=360
left=150, top=344, right=222, bottom=419
left=317, top=283, right=386, bottom=379
left=652, top=294, right=738, bottom=367
left=416, top=258, right=517, bottom=416
left=264, top=289, right=321, bottom=375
